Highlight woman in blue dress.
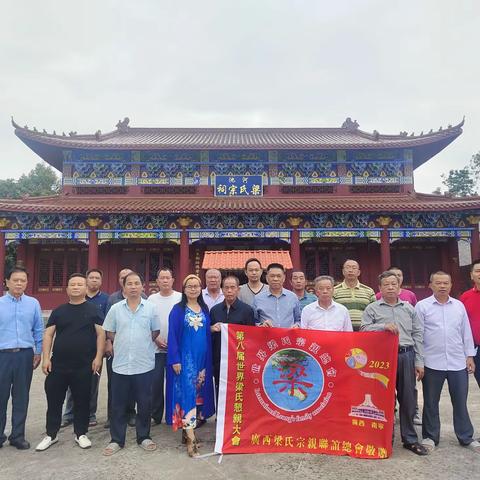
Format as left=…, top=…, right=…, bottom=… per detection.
left=167, top=274, right=215, bottom=457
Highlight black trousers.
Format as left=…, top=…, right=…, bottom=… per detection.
left=473, top=345, right=480, bottom=389
left=62, top=373, right=100, bottom=422
left=422, top=367, right=474, bottom=445
left=214, top=364, right=220, bottom=407
left=106, top=356, right=136, bottom=421
left=396, top=349, right=419, bottom=445
left=0, top=349, right=34, bottom=444
left=45, top=366, right=92, bottom=438
left=151, top=352, right=166, bottom=423
left=110, top=370, right=153, bottom=447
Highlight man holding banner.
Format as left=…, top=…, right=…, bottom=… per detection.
left=210, top=275, right=255, bottom=401
left=215, top=303, right=399, bottom=459
left=361, top=271, right=428, bottom=456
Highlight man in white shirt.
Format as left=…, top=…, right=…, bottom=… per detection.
left=301, top=276, right=352, bottom=331
left=148, top=268, right=182, bottom=425
left=202, top=269, right=224, bottom=310
left=415, top=271, right=480, bottom=453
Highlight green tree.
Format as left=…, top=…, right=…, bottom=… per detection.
left=0, top=163, right=60, bottom=273
left=0, top=163, right=60, bottom=198
left=442, top=167, right=476, bottom=196
left=441, top=151, right=480, bottom=196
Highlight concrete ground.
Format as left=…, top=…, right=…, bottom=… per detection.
left=0, top=370, right=479, bottom=480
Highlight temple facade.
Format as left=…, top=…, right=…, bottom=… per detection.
left=1, top=116, right=479, bottom=309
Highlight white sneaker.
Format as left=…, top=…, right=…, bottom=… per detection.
left=75, top=435, right=92, bottom=449
left=36, top=435, right=58, bottom=451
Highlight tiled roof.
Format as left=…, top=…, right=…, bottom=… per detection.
left=1, top=192, right=479, bottom=214
left=202, top=250, right=293, bottom=270
left=12, top=118, right=464, bottom=151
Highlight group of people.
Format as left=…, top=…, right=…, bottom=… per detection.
left=1, top=257, right=479, bottom=458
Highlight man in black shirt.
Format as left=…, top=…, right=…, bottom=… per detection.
left=210, top=275, right=255, bottom=402
left=35, top=273, right=105, bottom=451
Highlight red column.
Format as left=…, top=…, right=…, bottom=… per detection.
left=88, top=229, right=99, bottom=270
left=380, top=227, right=391, bottom=272
left=290, top=227, right=301, bottom=271
left=471, top=222, right=480, bottom=261
left=179, top=228, right=190, bottom=283
left=0, top=232, right=5, bottom=296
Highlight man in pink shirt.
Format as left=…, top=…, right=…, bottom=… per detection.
left=459, top=259, right=480, bottom=388
left=376, top=267, right=417, bottom=306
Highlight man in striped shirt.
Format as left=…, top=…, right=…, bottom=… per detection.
left=333, top=259, right=376, bottom=331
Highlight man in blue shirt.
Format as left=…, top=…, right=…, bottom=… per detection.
left=61, top=268, right=109, bottom=428
left=105, top=268, right=146, bottom=428
left=291, top=270, right=317, bottom=311
left=0, top=267, right=43, bottom=450
left=102, top=272, right=161, bottom=456
left=254, top=263, right=301, bottom=328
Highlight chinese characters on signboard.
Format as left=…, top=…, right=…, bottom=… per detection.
left=215, top=175, right=263, bottom=197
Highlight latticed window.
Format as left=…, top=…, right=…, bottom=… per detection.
left=119, top=246, right=176, bottom=294
left=36, top=247, right=88, bottom=292
left=391, top=244, right=442, bottom=289
left=303, top=247, right=354, bottom=281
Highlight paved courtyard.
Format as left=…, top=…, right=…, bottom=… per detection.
left=0, top=370, right=479, bottom=480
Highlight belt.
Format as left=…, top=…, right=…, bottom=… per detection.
left=398, top=345, right=414, bottom=353
left=0, top=348, right=30, bottom=353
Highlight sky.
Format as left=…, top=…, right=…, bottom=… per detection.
left=1, top=0, right=478, bottom=193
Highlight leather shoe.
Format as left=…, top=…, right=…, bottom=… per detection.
left=10, top=439, right=30, bottom=450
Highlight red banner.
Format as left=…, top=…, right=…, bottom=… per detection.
left=215, top=325, right=399, bottom=459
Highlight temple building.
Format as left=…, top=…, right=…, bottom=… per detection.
left=1, top=116, right=479, bottom=309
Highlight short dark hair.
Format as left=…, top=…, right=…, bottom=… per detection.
left=387, top=266, right=402, bottom=272
left=378, top=270, right=399, bottom=286
left=157, top=267, right=174, bottom=278
left=429, top=271, right=451, bottom=282
left=291, top=270, right=305, bottom=276
left=245, top=257, right=262, bottom=270
left=471, top=259, right=480, bottom=271
left=343, top=259, right=360, bottom=268
left=222, top=275, right=240, bottom=287
left=123, top=271, right=143, bottom=286
left=6, top=266, right=28, bottom=280
left=266, top=263, right=285, bottom=273
left=86, top=268, right=103, bottom=277
left=68, top=272, right=87, bottom=283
